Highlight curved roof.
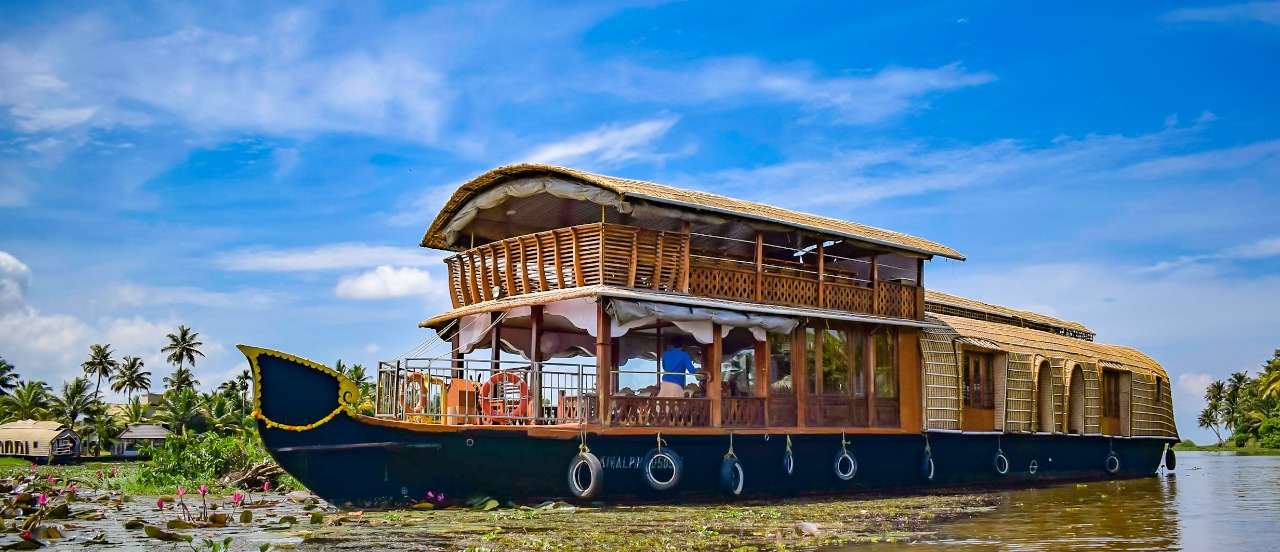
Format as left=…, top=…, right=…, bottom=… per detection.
left=930, top=313, right=1167, bottom=379
left=925, top=290, right=1094, bottom=337
left=421, top=164, right=965, bottom=260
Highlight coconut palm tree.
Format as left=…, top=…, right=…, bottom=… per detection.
left=162, top=324, right=205, bottom=373
left=122, top=396, right=148, bottom=424
left=235, top=369, right=252, bottom=417
left=154, top=387, right=203, bottom=435
left=204, top=394, right=242, bottom=435
left=81, top=343, right=119, bottom=399
left=80, top=402, right=121, bottom=456
left=110, top=356, right=152, bottom=401
left=0, top=380, right=51, bottom=421
left=163, top=366, right=199, bottom=393
left=0, top=357, right=19, bottom=394
left=50, top=377, right=96, bottom=425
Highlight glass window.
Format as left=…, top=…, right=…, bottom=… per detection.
left=721, top=328, right=757, bottom=397
left=804, top=327, right=817, bottom=394
left=768, top=333, right=792, bottom=394
left=874, top=329, right=897, bottom=399
left=822, top=329, right=848, bottom=394
left=851, top=328, right=865, bottom=397
left=963, top=352, right=994, bottom=408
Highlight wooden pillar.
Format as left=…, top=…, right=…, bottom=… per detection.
left=709, top=324, right=723, bottom=428
left=755, top=338, right=770, bottom=427
left=816, top=241, right=825, bottom=308
left=595, top=301, right=613, bottom=425
left=489, top=312, right=502, bottom=366
left=870, top=254, right=880, bottom=316
left=754, top=231, right=764, bottom=302
left=530, top=305, right=544, bottom=424
left=793, top=329, right=807, bottom=427
left=865, top=328, right=877, bottom=426
left=916, top=258, right=926, bottom=320
left=680, top=221, right=692, bottom=292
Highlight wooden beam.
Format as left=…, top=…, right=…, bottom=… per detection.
left=756, top=338, right=770, bottom=427
left=865, top=329, right=877, bottom=427
left=530, top=305, right=544, bottom=424
left=596, top=301, right=613, bottom=425
left=916, top=258, right=926, bottom=320
left=870, top=254, right=880, bottom=317
left=709, top=324, right=723, bottom=428
left=755, top=231, right=764, bottom=302
left=680, top=221, right=692, bottom=292
left=817, top=241, right=826, bottom=309
left=794, top=328, right=807, bottom=428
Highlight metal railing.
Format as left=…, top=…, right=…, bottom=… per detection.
left=375, top=357, right=597, bottom=425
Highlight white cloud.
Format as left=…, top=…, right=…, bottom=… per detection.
left=217, top=243, right=445, bottom=272
left=602, top=59, right=994, bottom=124
left=520, top=116, right=683, bottom=167
left=334, top=266, right=441, bottom=299
left=0, top=251, right=33, bottom=310
left=364, top=343, right=381, bottom=354
left=111, top=283, right=284, bottom=309
left=1162, top=1, right=1280, bottom=25
left=1141, top=236, right=1280, bottom=273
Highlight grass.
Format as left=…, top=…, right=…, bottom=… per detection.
left=1172, top=441, right=1280, bottom=455
left=0, top=457, right=32, bottom=468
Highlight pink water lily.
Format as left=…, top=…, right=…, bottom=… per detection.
left=66, top=484, right=76, bottom=493
left=232, top=492, right=244, bottom=505
left=110, top=468, right=118, bottom=476
left=199, top=484, right=209, bottom=496
left=47, top=475, right=55, bottom=484
left=263, top=481, right=270, bottom=492
left=176, top=486, right=186, bottom=497
left=36, top=494, right=48, bottom=506
left=157, top=498, right=165, bottom=509
left=427, top=491, right=435, bottom=499
left=96, top=470, right=103, bottom=479
left=436, top=493, right=445, bottom=502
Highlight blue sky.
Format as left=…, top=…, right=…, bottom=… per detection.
left=2, top=1, right=1278, bottom=442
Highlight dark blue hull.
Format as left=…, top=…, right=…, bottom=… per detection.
left=242, top=345, right=1174, bottom=507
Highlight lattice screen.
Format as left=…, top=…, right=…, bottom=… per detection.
left=1050, top=358, right=1067, bottom=433
left=1080, top=361, right=1101, bottom=434
left=1004, top=352, right=1035, bottom=432
left=921, top=327, right=961, bottom=430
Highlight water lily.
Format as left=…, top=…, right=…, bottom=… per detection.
left=263, top=481, right=270, bottom=492
left=110, top=468, right=118, bottom=476
left=199, top=484, right=209, bottom=496
left=427, top=491, right=435, bottom=499
left=36, top=493, right=48, bottom=506
left=67, top=484, right=77, bottom=493
left=157, top=498, right=165, bottom=509
left=176, top=486, right=186, bottom=497
left=47, top=475, right=55, bottom=485
left=96, top=470, right=103, bottom=479
left=437, top=493, right=445, bottom=502
left=232, top=492, right=244, bottom=505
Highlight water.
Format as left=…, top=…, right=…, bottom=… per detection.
left=857, top=451, right=1280, bottom=550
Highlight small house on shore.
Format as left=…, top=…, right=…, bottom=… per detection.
left=0, top=420, right=81, bottom=463
left=112, top=423, right=171, bottom=456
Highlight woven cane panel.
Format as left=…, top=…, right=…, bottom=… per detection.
left=1004, top=352, right=1035, bottom=433
left=1119, top=371, right=1132, bottom=437
left=1080, top=361, right=1102, bottom=434
left=1050, top=358, right=1067, bottom=433
left=993, top=353, right=1007, bottom=432
left=921, top=327, right=962, bottom=430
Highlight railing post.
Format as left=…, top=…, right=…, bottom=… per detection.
left=595, top=301, right=612, bottom=425
left=756, top=338, right=770, bottom=427
left=916, top=257, right=925, bottom=320
left=530, top=305, right=543, bottom=425
left=709, top=324, right=723, bottom=428
left=680, top=221, right=691, bottom=293
left=755, top=231, right=764, bottom=302
left=816, top=240, right=825, bottom=309
left=871, top=254, right=880, bottom=316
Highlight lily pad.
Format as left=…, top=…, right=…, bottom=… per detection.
left=123, top=519, right=145, bottom=530
left=239, top=511, right=253, bottom=523
left=310, top=512, right=324, bottom=525
left=166, top=520, right=194, bottom=530
left=410, top=502, right=435, bottom=510
left=279, top=516, right=297, bottom=525
left=208, top=513, right=229, bottom=526
left=143, top=525, right=189, bottom=542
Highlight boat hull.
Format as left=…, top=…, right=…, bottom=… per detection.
left=242, top=345, right=1175, bottom=507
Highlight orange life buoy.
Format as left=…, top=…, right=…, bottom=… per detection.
left=403, top=372, right=429, bottom=414
left=478, top=370, right=530, bottom=423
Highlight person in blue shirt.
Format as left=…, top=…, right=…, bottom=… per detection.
left=659, top=336, right=699, bottom=397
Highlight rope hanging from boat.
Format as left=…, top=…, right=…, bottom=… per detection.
left=724, top=433, right=736, bottom=460
left=253, top=404, right=347, bottom=433
left=656, top=432, right=666, bottom=454
left=786, top=434, right=793, bottom=455
left=578, top=430, right=591, bottom=454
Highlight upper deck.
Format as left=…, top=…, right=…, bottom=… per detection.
left=424, top=165, right=962, bottom=323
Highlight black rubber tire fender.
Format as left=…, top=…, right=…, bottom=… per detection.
left=1164, top=448, right=1177, bottom=471
left=642, top=448, right=683, bottom=491
left=720, top=456, right=745, bottom=496
left=567, top=452, right=604, bottom=499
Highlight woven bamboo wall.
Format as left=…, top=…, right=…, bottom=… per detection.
left=1033, top=357, right=1055, bottom=432
left=1050, top=358, right=1067, bottom=433
left=921, top=328, right=962, bottom=430
left=1080, top=361, right=1101, bottom=434
left=1131, top=374, right=1176, bottom=437
left=992, top=352, right=1007, bottom=432
left=1119, top=371, right=1132, bottom=437
left=1004, top=352, right=1035, bottom=433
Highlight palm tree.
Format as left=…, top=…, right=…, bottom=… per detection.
left=204, top=394, right=242, bottom=435
left=110, top=356, right=152, bottom=401
left=0, top=357, right=19, bottom=394
left=163, top=366, right=199, bottom=393
left=235, top=369, right=252, bottom=417
left=81, top=343, right=119, bottom=399
left=1197, top=407, right=1224, bottom=445
left=122, top=396, right=148, bottom=424
left=154, top=387, right=203, bottom=435
left=80, top=402, right=120, bottom=456
left=50, top=377, right=96, bottom=425
left=162, top=324, right=205, bottom=373
left=0, top=380, right=51, bottom=421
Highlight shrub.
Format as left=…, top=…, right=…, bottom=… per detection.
left=139, top=433, right=271, bottom=489
left=1259, top=418, right=1280, bottom=449
left=1234, top=432, right=1250, bottom=448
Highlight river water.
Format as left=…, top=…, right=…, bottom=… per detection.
left=855, top=451, right=1280, bottom=550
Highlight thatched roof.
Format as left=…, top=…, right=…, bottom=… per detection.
left=930, top=313, right=1166, bottom=378
left=0, top=420, right=75, bottom=442
left=421, top=164, right=964, bottom=261
left=925, top=290, right=1094, bottom=338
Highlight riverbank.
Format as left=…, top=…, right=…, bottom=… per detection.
left=1171, top=442, right=1280, bottom=455
left=2, top=460, right=998, bottom=550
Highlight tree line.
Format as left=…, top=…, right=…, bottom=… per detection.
left=1197, top=348, right=1280, bottom=447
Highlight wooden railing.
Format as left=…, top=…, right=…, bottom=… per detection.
left=444, top=223, right=689, bottom=308
left=610, top=397, right=710, bottom=427
left=688, top=257, right=918, bottom=319
left=442, top=222, right=921, bottom=321
left=722, top=397, right=766, bottom=427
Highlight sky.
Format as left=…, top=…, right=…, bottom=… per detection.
left=1, top=1, right=1278, bottom=443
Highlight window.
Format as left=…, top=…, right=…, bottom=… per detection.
left=874, top=329, right=897, bottom=399
left=821, top=329, right=848, bottom=394
left=768, top=333, right=792, bottom=393
left=1102, top=371, right=1122, bottom=417
left=852, top=328, right=866, bottom=397
left=963, top=351, right=994, bottom=408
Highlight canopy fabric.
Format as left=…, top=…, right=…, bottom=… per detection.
left=606, top=298, right=799, bottom=344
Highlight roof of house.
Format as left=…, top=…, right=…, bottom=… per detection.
left=929, top=313, right=1166, bottom=378
left=116, top=423, right=172, bottom=440
left=0, top=420, right=75, bottom=442
left=924, top=290, right=1094, bottom=338
left=421, top=164, right=965, bottom=261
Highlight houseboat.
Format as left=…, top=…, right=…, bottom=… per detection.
left=0, top=420, right=81, bottom=464
left=239, top=164, right=1178, bottom=506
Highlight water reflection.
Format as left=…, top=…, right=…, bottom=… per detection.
left=849, top=452, right=1280, bottom=551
